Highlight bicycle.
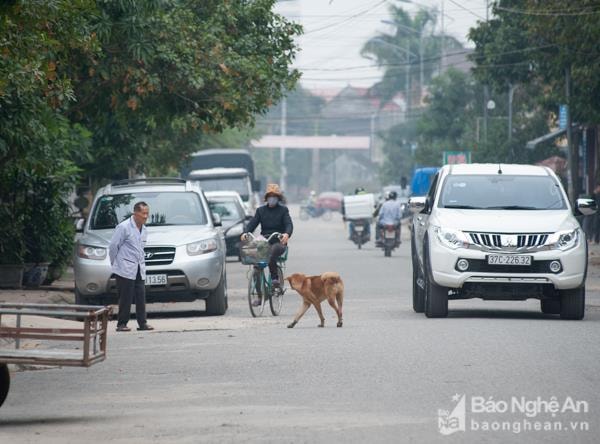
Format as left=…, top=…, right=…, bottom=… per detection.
left=240, top=232, right=288, bottom=317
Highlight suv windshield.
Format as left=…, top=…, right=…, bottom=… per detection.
left=90, top=192, right=207, bottom=229
left=439, top=175, right=567, bottom=210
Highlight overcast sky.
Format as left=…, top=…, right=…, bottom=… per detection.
left=275, top=0, right=489, bottom=90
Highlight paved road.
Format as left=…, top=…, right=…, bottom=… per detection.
left=1, top=210, right=599, bottom=443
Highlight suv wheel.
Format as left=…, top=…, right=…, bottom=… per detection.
left=206, top=270, right=228, bottom=316
left=540, top=299, right=560, bottom=315
left=559, top=286, right=585, bottom=320
left=411, top=237, right=425, bottom=313
left=424, top=247, right=448, bottom=318
left=75, top=288, right=88, bottom=305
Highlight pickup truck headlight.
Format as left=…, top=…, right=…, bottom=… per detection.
left=548, top=228, right=579, bottom=251
left=77, top=245, right=107, bottom=260
left=187, top=239, right=218, bottom=256
left=433, top=226, right=468, bottom=250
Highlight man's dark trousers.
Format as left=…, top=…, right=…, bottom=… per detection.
left=116, top=267, right=147, bottom=327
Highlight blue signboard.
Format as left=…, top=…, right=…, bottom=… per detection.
left=559, top=104, right=568, bottom=130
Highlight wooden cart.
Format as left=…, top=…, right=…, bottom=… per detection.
left=0, top=303, right=112, bottom=408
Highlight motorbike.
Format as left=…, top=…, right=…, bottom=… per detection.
left=380, top=223, right=400, bottom=257
left=299, top=204, right=333, bottom=221
left=349, top=218, right=370, bottom=249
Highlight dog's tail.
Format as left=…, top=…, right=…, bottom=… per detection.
left=322, top=272, right=342, bottom=287
left=322, top=273, right=344, bottom=311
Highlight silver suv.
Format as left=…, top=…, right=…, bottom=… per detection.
left=73, top=178, right=228, bottom=315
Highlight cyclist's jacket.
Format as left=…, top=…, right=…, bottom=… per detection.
left=246, top=203, right=293, bottom=241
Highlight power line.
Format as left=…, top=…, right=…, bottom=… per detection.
left=303, top=0, right=388, bottom=35
left=495, top=5, right=600, bottom=16
left=446, top=0, right=487, bottom=20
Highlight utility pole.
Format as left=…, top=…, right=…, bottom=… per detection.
left=483, top=85, right=489, bottom=148
left=280, top=95, right=287, bottom=192
left=419, top=32, right=423, bottom=104
left=440, top=0, right=445, bottom=74
left=406, top=40, right=411, bottom=112
left=565, top=66, right=574, bottom=204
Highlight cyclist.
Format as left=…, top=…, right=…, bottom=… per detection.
left=241, top=183, right=293, bottom=304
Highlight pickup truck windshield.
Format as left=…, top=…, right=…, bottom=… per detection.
left=90, top=192, right=207, bottom=229
left=439, top=175, right=567, bottom=210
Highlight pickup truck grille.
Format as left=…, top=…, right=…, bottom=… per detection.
left=467, top=233, right=549, bottom=249
left=144, top=247, right=175, bottom=266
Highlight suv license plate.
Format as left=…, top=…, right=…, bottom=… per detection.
left=487, top=255, right=532, bottom=266
left=147, top=274, right=167, bottom=285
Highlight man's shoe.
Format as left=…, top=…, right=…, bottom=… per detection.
left=252, top=299, right=262, bottom=307
left=272, top=279, right=280, bottom=288
left=116, top=325, right=131, bottom=332
left=137, top=324, right=154, bottom=331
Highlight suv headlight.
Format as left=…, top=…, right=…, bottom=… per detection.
left=187, top=239, right=218, bottom=256
left=77, top=245, right=107, bottom=260
left=432, top=226, right=468, bottom=250
left=548, top=228, right=579, bottom=251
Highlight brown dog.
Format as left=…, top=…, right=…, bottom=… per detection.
left=285, top=272, right=344, bottom=328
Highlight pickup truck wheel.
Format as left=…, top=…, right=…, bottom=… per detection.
left=411, top=238, right=425, bottom=313
left=0, top=363, right=9, bottom=408
left=424, top=248, right=448, bottom=318
left=206, top=270, right=228, bottom=316
left=559, top=286, right=585, bottom=320
left=540, top=299, right=560, bottom=315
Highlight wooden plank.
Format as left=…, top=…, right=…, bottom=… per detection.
left=0, top=327, right=83, bottom=334
left=0, top=333, right=84, bottom=341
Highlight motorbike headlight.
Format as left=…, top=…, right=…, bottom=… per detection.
left=77, top=244, right=107, bottom=260
left=187, top=239, right=218, bottom=256
left=432, top=226, right=468, bottom=250
left=548, top=228, right=579, bottom=251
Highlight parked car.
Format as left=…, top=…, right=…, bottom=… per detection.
left=410, top=163, right=596, bottom=320
left=73, top=178, right=228, bottom=315
left=316, top=191, right=343, bottom=212
left=206, top=191, right=248, bottom=260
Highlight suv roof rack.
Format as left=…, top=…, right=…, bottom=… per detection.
left=111, top=178, right=186, bottom=187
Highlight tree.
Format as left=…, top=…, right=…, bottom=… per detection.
left=68, top=0, right=302, bottom=181
left=0, top=0, right=95, bottom=265
left=361, top=4, right=463, bottom=105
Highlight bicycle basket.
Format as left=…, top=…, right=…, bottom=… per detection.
left=240, top=240, right=271, bottom=265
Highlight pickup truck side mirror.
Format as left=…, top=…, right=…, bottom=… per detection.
left=576, top=198, right=597, bottom=216
left=408, top=196, right=427, bottom=214
left=212, top=213, right=222, bottom=227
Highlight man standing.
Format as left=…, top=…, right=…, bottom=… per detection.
left=109, top=201, right=154, bottom=332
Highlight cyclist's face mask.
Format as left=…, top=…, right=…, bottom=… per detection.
left=267, top=196, right=279, bottom=207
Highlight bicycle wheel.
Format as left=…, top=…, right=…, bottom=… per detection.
left=269, top=265, right=285, bottom=316
left=248, top=268, right=266, bottom=317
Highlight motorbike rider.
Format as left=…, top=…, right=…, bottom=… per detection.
left=343, top=187, right=370, bottom=239
left=306, top=190, right=318, bottom=216
left=241, top=184, right=293, bottom=305
left=377, top=190, right=402, bottom=244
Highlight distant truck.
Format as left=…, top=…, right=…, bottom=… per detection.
left=410, top=167, right=439, bottom=197
left=188, top=168, right=258, bottom=215
left=182, top=149, right=261, bottom=215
